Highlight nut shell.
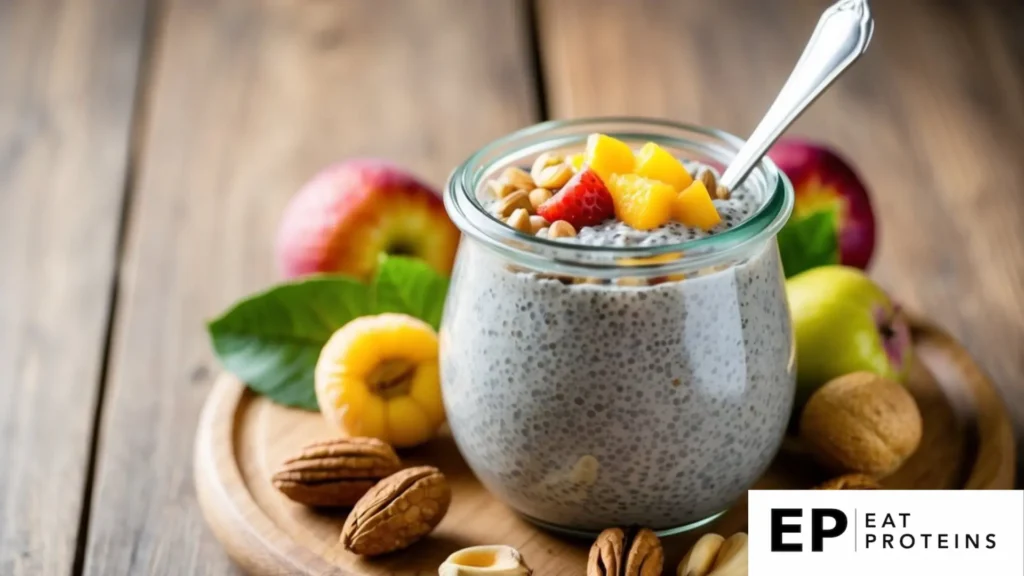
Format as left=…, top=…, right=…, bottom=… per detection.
left=341, top=465, right=451, bottom=556
left=271, top=437, right=400, bottom=507
left=588, top=527, right=663, bottom=576
left=439, top=545, right=532, bottom=575
left=800, top=371, right=922, bottom=477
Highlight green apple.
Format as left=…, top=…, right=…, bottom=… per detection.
left=786, top=265, right=912, bottom=409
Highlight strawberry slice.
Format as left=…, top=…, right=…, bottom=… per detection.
left=536, top=168, right=615, bottom=229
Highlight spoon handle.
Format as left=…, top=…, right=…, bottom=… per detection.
left=719, top=0, right=875, bottom=191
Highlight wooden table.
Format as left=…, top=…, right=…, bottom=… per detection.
left=2, top=0, right=1022, bottom=574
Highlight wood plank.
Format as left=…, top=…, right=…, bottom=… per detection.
left=0, top=1, right=149, bottom=574
left=537, top=0, right=1024, bottom=478
left=82, top=0, right=538, bottom=573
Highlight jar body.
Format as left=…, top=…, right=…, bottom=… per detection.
left=439, top=236, right=795, bottom=531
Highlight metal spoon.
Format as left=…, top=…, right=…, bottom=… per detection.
left=718, top=0, right=875, bottom=191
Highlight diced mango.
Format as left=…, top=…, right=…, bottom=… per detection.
left=635, top=142, right=693, bottom=190
left=567, top=152, right=585, bottom=172
left=584, top=133, right=635, bottom=182
left=672, top=180, right=721, bottom=231
left=607, top=174, right=676, bottom=230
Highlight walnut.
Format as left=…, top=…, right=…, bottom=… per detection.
left=588, top=526, right=663, bottom=576
left=800, top=371, right=922, bottom=477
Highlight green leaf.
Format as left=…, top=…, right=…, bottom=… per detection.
left=372, top=256, right=451, bottom=330
left=206, top=257, right=452, bottom=411
left=777, top=207, right=840, bottom=278
left=206, top=276, right=372, bottom=410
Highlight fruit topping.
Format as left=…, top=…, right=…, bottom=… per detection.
left=672, top=180, right=721, bottom=231
left=606, top=174, right=676, bottom=231
left=584, top=133, right=635, bottom=182
left=536, top=168, right=615, bottom=229
left=635, top=142, right=694, bottom=190
left=567, top=152, right=585, bottom=172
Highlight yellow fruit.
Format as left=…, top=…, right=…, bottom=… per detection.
left=567, top=152, right=585, bottom=172
left=315, top=313, right=444, bottom=448
left=607, top=174, right=676, bottom=230
left=635, top=142, right=693, bottom=190
left=584, top=133, right=635, bottom=182
left=672, top=180, right=721, bottom=231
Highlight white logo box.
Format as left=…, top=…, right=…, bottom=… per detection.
left=748, top=490, right=1024, bottom=576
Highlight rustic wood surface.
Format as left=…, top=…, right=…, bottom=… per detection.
left=80, top=1, right=536, bottom=574
left=0, top=1, right=149, bottom=574
left=0, top=0, right=1022, bottom=573
left=194, top=317, right=1014, bottom=575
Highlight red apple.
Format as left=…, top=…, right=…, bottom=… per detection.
left=768, top=139, right=876, bottom=269
left=275, top=159, right=460, bottom=280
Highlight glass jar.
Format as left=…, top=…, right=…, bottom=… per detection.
left=441, top=118, right=795, bottom=535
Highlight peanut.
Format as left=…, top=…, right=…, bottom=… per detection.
left=501, top=166, right=535, bottom=190
left=530, top=152, right=563, bottom=183
left=528, top=188, right=553, bottom=210
left=548, top=220, right=576, bottom=238
left=487, top=179, right=515, bottom=199
left=495, top=190, right=532, bottom=218
left=529, top=215, right=548, bottom=234
left=534, top=164, right=573, bottom=189
left=507, top=208, right=532, bottom=233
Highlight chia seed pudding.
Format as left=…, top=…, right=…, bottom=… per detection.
left=441, top=121, right=796, bottom=533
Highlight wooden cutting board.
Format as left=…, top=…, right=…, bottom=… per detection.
left=194, top=318, right=1016, bottom=575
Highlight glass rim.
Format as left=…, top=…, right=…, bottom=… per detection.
left=444, top=116, right=794, bottom=275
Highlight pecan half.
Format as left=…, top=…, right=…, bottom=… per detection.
left=588, top=526, right=663, bottom=576
left=341, top=465, right=451, bottom=556
left=271, top=437, right=400, bottom=507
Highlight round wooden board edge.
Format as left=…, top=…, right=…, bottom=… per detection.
left=194, top=317, right=1016, bottom=574
left=911, top=319, right=1016, bottom=489
left=195, top=374, right=342, bottom=575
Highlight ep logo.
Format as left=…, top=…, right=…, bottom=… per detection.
left=771, top=508, right=848, bottom=552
